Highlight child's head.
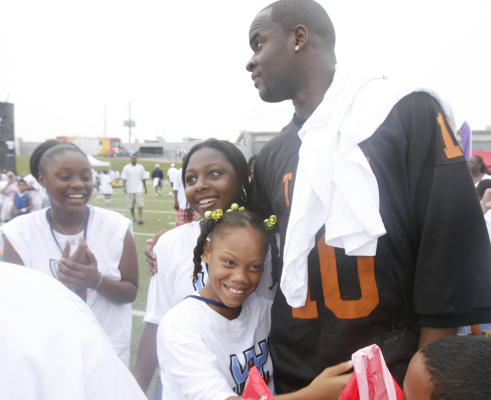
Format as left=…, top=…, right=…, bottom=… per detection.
left=35, top=142, right=93, bottom=213
left=193, top=209, right=275, bottom=317
left=17, top=179, right=27, bottom=193
left=404, top=335, right=491, bottom=400
left=182, top=139, right=250, bottom=217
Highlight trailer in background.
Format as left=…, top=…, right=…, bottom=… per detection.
left=57, top=136, right=124, bottom=157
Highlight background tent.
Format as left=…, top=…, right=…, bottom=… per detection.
left=87, top=154, right=110, bottom=168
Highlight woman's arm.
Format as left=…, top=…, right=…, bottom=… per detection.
left=134, top=322, right=159, bottom=392
left=95, top=228, right=138, bottom=303
left=2, top=236, right=24, bottom=265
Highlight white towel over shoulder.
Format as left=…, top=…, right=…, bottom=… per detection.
left=281, top=66, right=452, bottom=308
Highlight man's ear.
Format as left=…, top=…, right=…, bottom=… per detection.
left=293, top=24, right=308, bottom=51
left=201, top=239, right=211, bottom=263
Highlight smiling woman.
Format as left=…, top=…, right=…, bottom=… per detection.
left=1, top=140, right=139, bottom=365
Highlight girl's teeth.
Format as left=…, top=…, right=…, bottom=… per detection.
left=229, top=288, right=244, bottom=294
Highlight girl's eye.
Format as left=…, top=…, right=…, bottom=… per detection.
left=223, top=259, right=234, bottom=266
left=255, top=41, right=263, bottom=50
left=209, top=170, right=221, bottom=178
left=249, top=265, right=262, bottom=272
left=81, top=176, right=91, bottom=182
left=185, top=176, right=196, bottom=185
left=59, top=176, right=70, bottom=181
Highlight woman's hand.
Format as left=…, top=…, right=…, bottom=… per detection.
left=145, top=229, right=166, bottom=275
left=57, top=243, right=100, bottom=290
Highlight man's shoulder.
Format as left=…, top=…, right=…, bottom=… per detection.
left=258, top=121, right=297, bottom=158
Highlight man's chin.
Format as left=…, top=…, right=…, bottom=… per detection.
left=259, top=91, right=285, bottom=103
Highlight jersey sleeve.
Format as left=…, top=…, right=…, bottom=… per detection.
left=157, top=308, right=236, bottom=400
left=403, top=92, right=491, bottom=327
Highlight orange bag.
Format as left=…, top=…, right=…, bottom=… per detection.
left=242, top=366, right=274, bottom=400
left=338, top=344, right=404, bottom=400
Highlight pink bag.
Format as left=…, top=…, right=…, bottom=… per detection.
left=242, top=366, right=274, bottom=400
left=338, top=344, right=404, bottom=400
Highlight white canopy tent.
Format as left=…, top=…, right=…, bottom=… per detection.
left=87, top=154, right=110, bottom=168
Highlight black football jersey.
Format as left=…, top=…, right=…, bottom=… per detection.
left=250, top=92, right=491, bottom=393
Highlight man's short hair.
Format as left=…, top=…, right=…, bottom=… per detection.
left=420, top=335, right=491, bottom=399
left=265, top=0, right=335, bottom=53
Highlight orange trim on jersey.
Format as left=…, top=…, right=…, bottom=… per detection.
left=437, top=113, right=463, bottom=159
left=282, top=172, right=293, bottom=207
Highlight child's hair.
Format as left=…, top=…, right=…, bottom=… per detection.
left=36, top=142, right=88, bottom=178
left=192, top=210, right=278, bottom=287
left=30, top=140, right=64, bottom=180
left=17, top=178, right=26, bottom=184
left=419, top=335, right=491, bottom=399
left=181, top=139, right=250, bottom=203
left=473, top=155, right=488, bottom=174
left=476, top=179, right=491, bottom=200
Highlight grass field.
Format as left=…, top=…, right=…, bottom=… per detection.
left=11, top=155, right=184, bottom=395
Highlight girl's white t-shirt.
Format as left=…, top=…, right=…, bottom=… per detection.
left=157, top=292, right=274, bottom=400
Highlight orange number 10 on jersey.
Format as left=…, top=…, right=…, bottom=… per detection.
left=292, top=235, right=380, bottom=320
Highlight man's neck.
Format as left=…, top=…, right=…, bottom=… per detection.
left=292, top=69, right=334, bottom=120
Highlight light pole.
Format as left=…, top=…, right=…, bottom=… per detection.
left=123, top=101, right=135, bottom=144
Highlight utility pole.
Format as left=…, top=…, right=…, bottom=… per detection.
left=123, top=101, right=135, bottom=144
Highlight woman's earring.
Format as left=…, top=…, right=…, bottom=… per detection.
left=294, top=44, right=300, bottom=52
left=240, top=188, right=247, bottom=204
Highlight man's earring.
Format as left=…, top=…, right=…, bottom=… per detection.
left=294, top=44, right=300, bottom=52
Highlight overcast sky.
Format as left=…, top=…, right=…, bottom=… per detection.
left=2, top=0, right=490, bottom=144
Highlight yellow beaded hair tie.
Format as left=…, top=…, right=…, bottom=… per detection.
left=204, top=203, right=277, bottom=231
left=264, top=214, right=277, bottom=231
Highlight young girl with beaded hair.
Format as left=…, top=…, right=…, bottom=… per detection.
left=135, top=139, right=269, bottom=396
left=157, top=208, right=352, bottom=400
left=2, top=140, right=138, bottom=365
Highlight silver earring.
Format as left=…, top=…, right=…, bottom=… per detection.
left=294, top=44, right=300, bottom=52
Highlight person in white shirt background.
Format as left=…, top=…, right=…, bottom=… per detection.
left=468, top=155, right=491, bottom=187
left=121, top=155, right=147, bottom=225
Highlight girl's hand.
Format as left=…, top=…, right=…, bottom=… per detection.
left=58, top=245, right=100, bottom=290
left=306, top=360, right=353, bottom=400
left=61, top=238, right=91, bottom=265
left=145, top=229, right=166, bottom=275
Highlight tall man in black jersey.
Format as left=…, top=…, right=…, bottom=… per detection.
left=246, top=0, right=491, bottom=397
